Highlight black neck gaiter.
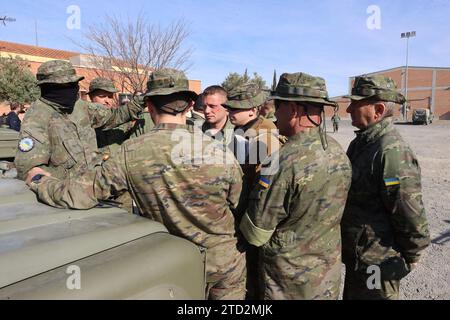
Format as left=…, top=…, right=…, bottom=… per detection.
left=40, top=83, right=80, bottom=113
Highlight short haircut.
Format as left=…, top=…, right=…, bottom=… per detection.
left=367, top=99, right=395, bottom=118
left=202, top=85, right=227, bottom=98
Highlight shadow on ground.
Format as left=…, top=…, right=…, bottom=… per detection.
left=432, top=220, right=450, bottom=245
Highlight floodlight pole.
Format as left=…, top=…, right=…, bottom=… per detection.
left=401, top=31, right=416, bottom=122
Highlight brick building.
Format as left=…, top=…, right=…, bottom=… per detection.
left=0, top=40, right=201, bottom=108
left=332, top=66, right=450, bottom=120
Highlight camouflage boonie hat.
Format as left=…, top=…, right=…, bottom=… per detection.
left=88, top=77, right=118, bottom=94
left=144, top=68, right=198, bottom=101
left=270, top=72, right=336, bottom=106
left=345, top=75, right=406, bottom=104
left=224, top=83, right=267, bottom=110
left=36, top=60, right=84, bottom=85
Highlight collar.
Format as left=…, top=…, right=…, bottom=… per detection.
left=154, top=123, right=192, bottom=132
left=355, top=117, right=393, bottom=144
left=234, top=117, right=259, bottom=133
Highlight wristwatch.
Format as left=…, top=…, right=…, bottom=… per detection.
left=31, top=174, right=44, bottom=183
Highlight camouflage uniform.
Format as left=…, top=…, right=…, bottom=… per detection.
left=89, top=78, right=155, bottom=155
left=341, top=76, right=430, bottom=300
left=15, top=60, right=145, bottom=180
left=224, top=83, right=282, bottom=299
left=90, top=78, right=132, bottom=154
left=201, top=118, right=234, bottom=146
left=240, top=73, right=352, bottom=300
left=29, top=68, right=246, bottom=300
left=89, top=78, right=152, bottom=212
left=187, top=93, right=205, bottom=127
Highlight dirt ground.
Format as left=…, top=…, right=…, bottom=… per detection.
left=328, top=119, right=450, bottom=300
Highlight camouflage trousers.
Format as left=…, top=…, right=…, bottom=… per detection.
left=261, top=251, right=342, bottom=300
left=205, top=242, right=247, bottom=300
left=343, top=266, right=400, bottom=300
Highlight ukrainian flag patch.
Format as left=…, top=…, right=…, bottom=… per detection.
left=384, top=177, right=400, bottom=186
left=258, top=177, right=270, bottom=189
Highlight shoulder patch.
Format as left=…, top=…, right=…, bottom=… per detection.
left=18, top=137, right=34, bottom=152
left=384, top=177, right=400, bottom=186
left=258, top=176, right=271, bottom=189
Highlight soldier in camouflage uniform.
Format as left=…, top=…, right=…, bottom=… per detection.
left=88, top=77, right=155, bottom=156
left=26, top=68, right=247, bottom=300
left=239, top=72, right=352, bottom=300
left=224, top=83, right=282, bottom=299
left=202, top=85, right=234, bottom=146
left=88, top=77, right=134, bottom=154
left=341, top=75, right=430, bottom=300
left=14, top=60, right=145, bottom=181
left=186, top=93, right=205, bottom=126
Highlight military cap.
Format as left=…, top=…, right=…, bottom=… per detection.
left=345, top=75, right=406, bottom=104
left=36, top=60, right=84, bottom=85
left=88, top=77, right=118, bottom=94
left=224, top=83, right=267, bottom=110
left=144, top=68, right=198, bottom=102
left=270, top=72, right=336, bottom=106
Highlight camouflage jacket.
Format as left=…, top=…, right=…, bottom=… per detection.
left=232, top=116, right=282, bottom=220
left=240, top=127, right=352, bottom=299
left=97, top=111, right=155, bottom=155
left=187, top=110, right=205, bottom=127
left=15, top=97, right=144, bottom=180
left=201, top=117, right=234, bottom=146
left=30, top=123, right=244, bottom=254
left=341, top=118, right=430, bottom=271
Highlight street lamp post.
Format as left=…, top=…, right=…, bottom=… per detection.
left=401, top=31, right=416, bottom=122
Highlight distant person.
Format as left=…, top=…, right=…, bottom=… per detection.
left=341, top=75, right=430, bottom=300
left=6, top=102, right=22, bottom=131
left=259, top=99, right=277, bottom=123
left=187, top=93, right=205, bottom=126
left=331, top=112, right=340, bottom=132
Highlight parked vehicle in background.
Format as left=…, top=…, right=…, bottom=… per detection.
left=412, top=108, right=434, bottom=125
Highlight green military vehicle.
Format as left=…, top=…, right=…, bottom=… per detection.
left=0, top=125, right=206, bottom=299
left=0, top=127, right=19, bottom=178
left=412, top=108, right=434, bottom=125
left=0, top=180, right=206, bottom=299
left=0, top=127, right=19, bottom=160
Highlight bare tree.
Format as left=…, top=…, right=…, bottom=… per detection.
left=75, top=14, right=193, bottom=94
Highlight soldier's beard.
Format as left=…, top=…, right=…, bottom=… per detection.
left=40, top=83, right=79, bottom=113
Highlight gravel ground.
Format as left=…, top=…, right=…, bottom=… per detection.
left=328, top=119, right=450, bottom=300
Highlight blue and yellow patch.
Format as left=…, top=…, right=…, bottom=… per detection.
left=384, top=177, right=400, bottom=187
left=258, top=177, right=270, bottom=189
left=18, top=137, right=34, bottom=152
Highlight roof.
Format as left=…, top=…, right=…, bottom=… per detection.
left=352, top=66, right=450, bottom=78
left=0, top=40, right=78, bottom=61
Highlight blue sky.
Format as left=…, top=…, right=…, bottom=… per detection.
left=1, top=0, right=450, bottom=96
